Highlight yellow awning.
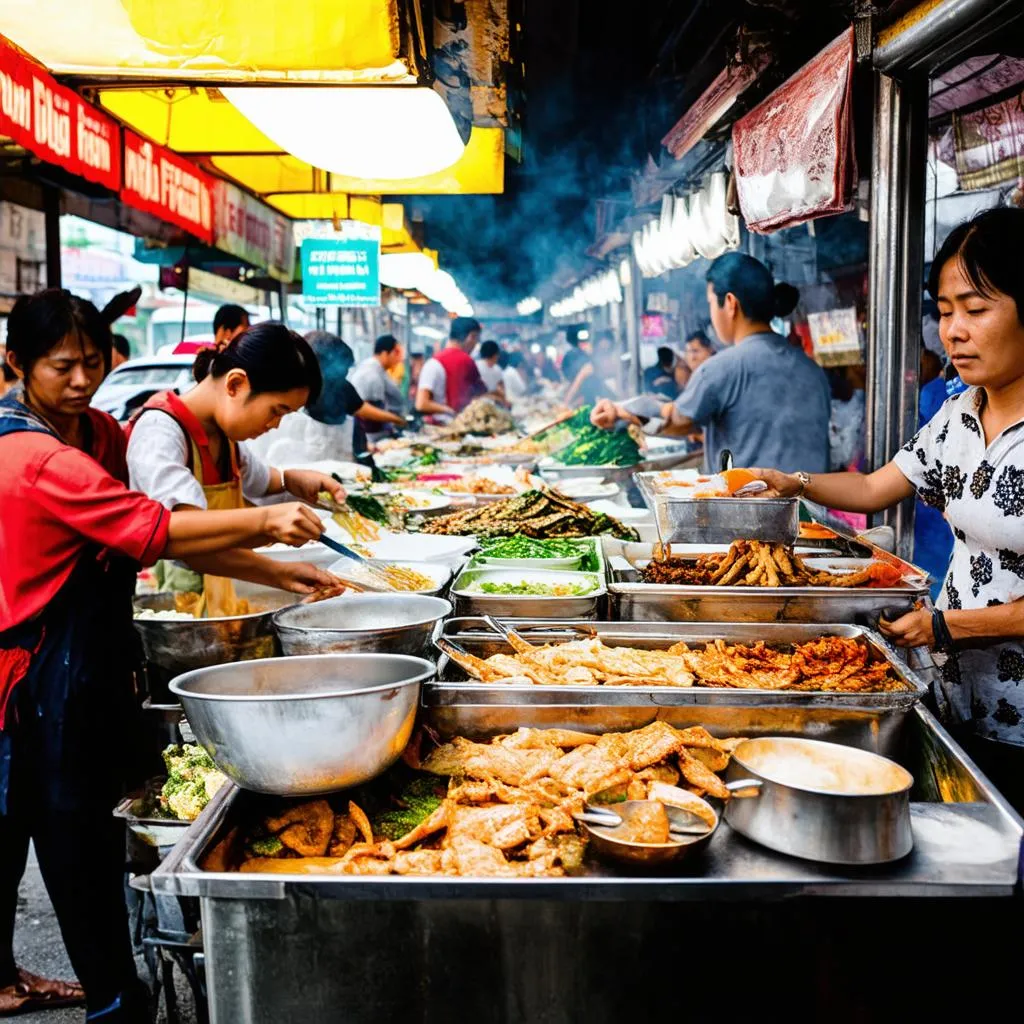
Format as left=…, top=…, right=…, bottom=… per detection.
left=3, top=0, right=409, bottom=81
left=214, top=128, right=505, bottom=196
left=268, top=194, right=384, bottom=223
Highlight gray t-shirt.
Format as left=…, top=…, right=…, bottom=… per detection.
left=674, top=332, right=831, bottom=473
left=349, top=357, right=404, bottom=415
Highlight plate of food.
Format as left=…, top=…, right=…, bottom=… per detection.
left=475, top=535, right=598, bottom=571
left=552, top=477, right=620, bottom=502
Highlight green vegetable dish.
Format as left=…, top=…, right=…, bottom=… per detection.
left=546, top=406, right=640, bottom=467
left=478, top=535, right=599, bottom=572
left=468, top=579, right=599, bottom=597
left=160, top=744, right=228, bottom=822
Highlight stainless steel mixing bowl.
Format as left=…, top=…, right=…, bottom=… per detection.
left=133, top=584, right=299, bottom=697
left=273, top=593, right=452, bottom=657
left=169, top=653, right=435, bottom=795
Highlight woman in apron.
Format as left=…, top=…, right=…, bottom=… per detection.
left=0, top=289, right=323, bottom=1021
left=126, top=323, right=346, bottom=615
left=753, top=208, right=1024, bottom=810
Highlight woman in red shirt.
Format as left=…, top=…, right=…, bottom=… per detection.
left=0, top=290, right=324, bottom=1022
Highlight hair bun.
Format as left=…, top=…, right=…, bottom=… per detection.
left=192, top=346, right=217, bottom=382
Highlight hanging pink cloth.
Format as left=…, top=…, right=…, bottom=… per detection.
left=732, top=28, right=856, bottom=234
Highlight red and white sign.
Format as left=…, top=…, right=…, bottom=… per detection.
left=121, top=130, right=214, bottom=243
left=0, top=35, right=120, bottom=192
left=213, top=180, right=295, bottom=282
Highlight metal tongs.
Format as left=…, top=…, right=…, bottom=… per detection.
left=576, top=802, right=713, bottom=837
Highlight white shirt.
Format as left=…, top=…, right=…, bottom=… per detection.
left=246, top=410, right=356, bottom=467
left=503, top=365, right=529, bottom=400
left=476, top=359, right=504, bottom=392
left=894, top=387, right=1024, bottom=745
left=127, top=409, right=272, bottom=510
left=418, top=358, right=448, bottom=404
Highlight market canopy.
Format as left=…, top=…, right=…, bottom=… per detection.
left=0, top=0, right=410, bottom=81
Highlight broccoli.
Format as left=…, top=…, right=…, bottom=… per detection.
left=248, top=835, right=285, bottom=857
left=159, top=744, right=227, bottom=822
left=372, top=776, right=445, bottom=841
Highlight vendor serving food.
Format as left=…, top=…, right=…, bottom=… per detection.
left=754, top=209, right=1024, bottom=811
left=0, top=289, right=325, bottom=1020
left=126, top=323, right=346, bottom=613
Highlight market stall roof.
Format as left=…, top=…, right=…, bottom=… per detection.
left=0, top=0, right=410, bottom=82
left=96, top=88, right=505, bottom=199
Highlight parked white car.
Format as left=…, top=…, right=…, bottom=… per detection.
left=92, top=355, right=196, bottom=421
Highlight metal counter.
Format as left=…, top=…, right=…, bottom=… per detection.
left=152, top=705, right=1022, bottom=1023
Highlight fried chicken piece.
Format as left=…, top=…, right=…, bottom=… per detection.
left=527, top=833, right=586, bottom=873
left=595, top=721, right=682, bottom=770
left=617, top=801, right=670, bottom=844
left=635, top=763, right=680, bottom=787
left=328, top=815, right=358, bottom=857
left=442, top=836, right=519, bottom=877
left=448, top=804, right=542, bottom=850
left=679, top=751, right=730, bottom=799
left=348, top=801, right=374, bottom=845
left=264, top=800, right=334, bottom=858
left=716, top=551, right=751, bottom=586
left=627, top=777, right=647, bottom=801
left=497, top=728, right=598, bottom=750
left=687, top=746, right=730, bottom=773
left=393, top=850, right=446, bottom=876
left=421, top=736, right=485, bottom=776
left=548, top=745, right=632, bottom=796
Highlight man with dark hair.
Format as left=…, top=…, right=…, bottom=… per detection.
left=349, top=334, right=406, bottom=442
left=416, top=317, right=486, bottom=418
left=111, top=333, right=131, bottom=369
left=592, top=252, right=830, bottom=473
left=474, top=339, right=505, bottom=398
left=643, top=346, right=678, bottom=398
left=213, top=304, right=250, bottom=350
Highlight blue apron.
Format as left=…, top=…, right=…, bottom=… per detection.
left=0, top=397, right=141, bottom=814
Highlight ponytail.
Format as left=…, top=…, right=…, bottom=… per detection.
left=192, top=321, right=322, bottom=402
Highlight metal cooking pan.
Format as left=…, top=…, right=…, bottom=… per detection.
left=723, top=737, right=914, bottom=865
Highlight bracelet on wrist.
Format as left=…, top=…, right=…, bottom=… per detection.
left=932, top=609, right=954, bottom=650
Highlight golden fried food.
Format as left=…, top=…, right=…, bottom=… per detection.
left=227, top=724, right=750, bottom=879
left=379, top=566, right=435, bottom=591
left=614, top=802, right=670, bottom=845
left=641, top=540, right=907, bottom=590
left=446, top=631, right=906, bottom=694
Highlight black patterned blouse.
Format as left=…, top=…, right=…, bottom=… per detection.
left=894, top=388, right=1024, bottom=744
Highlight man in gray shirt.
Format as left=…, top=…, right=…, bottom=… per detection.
left=349, top=334, right=407, bottom=442
left=592, top=253, right=831, bottom=473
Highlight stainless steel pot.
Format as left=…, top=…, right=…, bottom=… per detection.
left=273, top=593, right=452, bottom=657
left=724, top=737, right=914, bottom=865
left=169, top=653, right=435, bottom=796
left=133, top=585, right=298, bottom=697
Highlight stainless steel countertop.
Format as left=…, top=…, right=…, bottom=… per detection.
left=152, top=705, right=1023, bottom=902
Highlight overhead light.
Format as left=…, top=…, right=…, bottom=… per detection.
left=380, top=251, right=436, bottom=290
left=223, top=86, right=466, bottom=180
left=577, top=329, right=590, bottom=341
left=517, top=296, right=542, bottom=316
left=412, top=325, right=446, bottom=340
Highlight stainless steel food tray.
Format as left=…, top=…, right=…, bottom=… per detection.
left=430, top=617, right=925, bottom=725
left=466, top=537, right=606, bottom=577
left=151, top=704, right=1023, bottom=904
left=602, top=540, right=930, bottom=625
left=635, top=473, right=799, bottom=544
left=450, top=567, right=606, bottom=619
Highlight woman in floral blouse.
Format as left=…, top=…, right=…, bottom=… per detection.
left=755, top=207, right=1024, bottom=810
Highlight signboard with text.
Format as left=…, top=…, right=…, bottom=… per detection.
left=807, top=307, right=862, bottom=367
left=121, top=130, right=214, bottom=243
left=300, top=238, right=380, bottom=307
left=214, top=180, right=295, bottom=282
left=0, top=35, right=120, bottom=192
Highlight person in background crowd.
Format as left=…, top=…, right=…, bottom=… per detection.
left=250, top=332, right=376, bottom=467
left=415, top=317, right=485, bottom=420
left=213, top=304, right=250, bottom=351
left=127, top=322, right=346, bottom=600
left=828, top=365, right=867, bottom=473
left=349, top=334, right=407, bottom=443
left=566, top=332, right=622, bottom=408
left=643, top=346, right=679, bottom=398
left=0, top=290, right=324, bottom=1022
left=532, top=347, right=561, bottom=384
left=503, top=351, right=531, bottom=403
left=921, top=347, right=943, bottom=391
left=111, top=334, right=131, bottom=369
left=753, top=208, right=1024, bottom=811
left=683, top=330, right=715, bottom=373
left=591, top=252, right=831, bottom=474
left=475, top=340, right=506, bottom=399
left=674, top=358, right=692, bottom=394
left=407, top=351, right=425, bottom=409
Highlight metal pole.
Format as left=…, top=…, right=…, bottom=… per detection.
left=866, top=70, right=928, bottom=559
left=43, top=185, right=61, bottom=290
left=623, top=254, right=642, bottom=396
left=278, top=282, right=288, bottom=324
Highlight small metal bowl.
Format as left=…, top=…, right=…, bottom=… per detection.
left=273, top=593, right=452, bottom=657
left=580, top=801, right=720, bottom=868
left=169, top=653, right=435, bottom=796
